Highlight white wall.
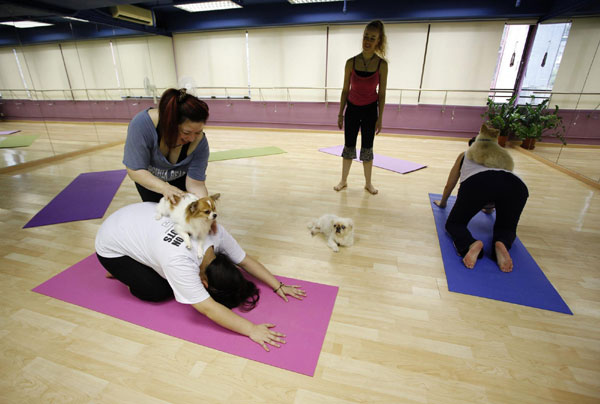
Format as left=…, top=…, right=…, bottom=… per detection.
left=0, top=19, right=597, bottom=108
left=420, top=21, right=505, bottom=105
left=0, top=47, right=29, bottom=98
left=248, top=26, right=327, bottom=102
left=174, top=30, right=248, bottom=98
left=113, top=36, right=176, bottom=98
left=552, top=17, right=600, bottom=109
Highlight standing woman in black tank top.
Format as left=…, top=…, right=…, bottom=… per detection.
left=335, top=20, right=388, bottom=195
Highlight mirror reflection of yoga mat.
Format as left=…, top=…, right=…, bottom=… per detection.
left=0, top=134, right=39, bottom=148
left=0, top=130, right=21, bottom=135
left=23, top=170, right=127, bottom=228
left=33, top=254, right=338, bottom=376
left=209, top=146, right=286, bottom=162
left=429, top=193, right=571, bottom=314
left=319, top=145, right=426, bottom=174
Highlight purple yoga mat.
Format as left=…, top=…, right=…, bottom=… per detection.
left=23, top=170, right=127, bottom=228
left=0, top=130, right=20, bottom=135
left=429, top=193, right=571, bottom=314
left=33, top=254, right=338, bottom=376
left=319, top=145, right=426, bottom=174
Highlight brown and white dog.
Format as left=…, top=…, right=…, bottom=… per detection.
left=155, top=193, right=220, bottom=258
left=466, top=123, right=514, bottom=171
left=308, top=214, right=354, bottom=252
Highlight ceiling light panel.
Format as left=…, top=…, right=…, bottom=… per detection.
left=288, top=0, right=344, bottom=3
left=0, top=21, right=53, bottom=28
left=175, top=1, right=242, bottom=12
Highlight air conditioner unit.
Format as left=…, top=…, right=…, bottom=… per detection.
left=111, top=4, right=155, bottom=26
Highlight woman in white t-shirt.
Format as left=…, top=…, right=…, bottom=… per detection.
left=95, top=202, right=306, bottom=352
left=434, top=137, right=528, bottom=273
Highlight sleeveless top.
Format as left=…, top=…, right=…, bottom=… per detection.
left=460, top=155, right=517, bottom=183
left=348, top=56, right=381, bottom=106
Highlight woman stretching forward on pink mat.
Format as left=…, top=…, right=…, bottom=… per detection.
left=95, top=202, right=306, bottom=352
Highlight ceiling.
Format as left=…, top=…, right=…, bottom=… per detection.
left=0, top=0, right=599, bottom=45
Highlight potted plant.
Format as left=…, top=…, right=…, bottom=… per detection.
left=481, top=94, right=518, bottom=147
left=511, top=97, right=566, bottom=150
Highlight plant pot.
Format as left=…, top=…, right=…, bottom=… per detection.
left=498, top=135, right=508, bottom=147
left=520, top=138, right=536, bottom=150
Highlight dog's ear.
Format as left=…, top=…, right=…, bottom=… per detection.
left=346, top=218, right=354, bottom=229
left=187, top=201, right=199, bottom=214
left=210, top=193, right=220, bottom=201
left=481, top=123, right=499, bottom=138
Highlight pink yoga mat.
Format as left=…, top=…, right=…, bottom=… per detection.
left=33, top=254, right=338, bottom=376
left=0, top=130, right=20, bottom=135
left=319, top=145, right=426, bottom=174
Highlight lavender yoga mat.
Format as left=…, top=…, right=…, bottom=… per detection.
left=429, top=193, right=571, bottom=314
left=0, top=130, right=20, bottom=135
left=23, top=170, right=127, bottom=228
left=319, top=145, right=426, bottom=174
left=33, top=254, right=338, bottom=376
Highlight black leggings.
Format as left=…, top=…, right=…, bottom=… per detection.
left=96, top=253, right=174, bottom=302
left=445, top=171, right=529, bottom=257
left=135, top=175, right=187, bottom=203
left=342, top=101, right=378, bottom=162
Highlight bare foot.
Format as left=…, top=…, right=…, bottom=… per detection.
left=463, top=240, right=483, bottom=269
left=333, top=182, right=347, bottom=192
left=105, top=272, right=114, bottom=278
left=494, top=241, right=513, bottom=272
left=364, top=184, right=378, bottom=195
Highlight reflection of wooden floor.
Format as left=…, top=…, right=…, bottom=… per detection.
left=0, top=121, right=127, bottom=169
left=1, top=124, right=600, bottom=403
left=532, top=143, right=600, bottom=182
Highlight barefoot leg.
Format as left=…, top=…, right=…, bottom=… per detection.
left=363, top=160, right=378, bottom=195
left=462, top=240, right=483, bottom=269
left=494, top=241, right=513, bottom=272
left=334, top=158, right=352, bottom=191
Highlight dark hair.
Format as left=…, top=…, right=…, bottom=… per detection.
left=365, top=20, right=387, bottom=59
left=205, top=253, right=259, bottom=312
left=157, top=88, right=210, bottom=149
left=468, top=136, right=477, bottom=146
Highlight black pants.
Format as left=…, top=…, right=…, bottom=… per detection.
left=342, top=101, right=378, bottom=162
left=135, top=175, right=187, bottom=203
left=445, top=171, right=529, bottom=257
left=96, top=253, right=173, bottom=302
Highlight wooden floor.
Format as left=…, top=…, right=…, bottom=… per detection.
left=532, top=143, right=600, bottom=183
left=1, top=123, right=599, bottom=404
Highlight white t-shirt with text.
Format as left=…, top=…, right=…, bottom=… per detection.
left=95, top=202, right=246, bottom=305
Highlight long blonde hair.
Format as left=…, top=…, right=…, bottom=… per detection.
left=365, top=20, right=387, bottom=59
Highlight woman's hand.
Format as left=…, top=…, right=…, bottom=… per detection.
left=249, top=324, right=286, bottom=352
left=434, top=200, right=447, bottom=208
left=375, top=118, right=383, bottom=135
left=161, top=182, right=185, bottom=204
left=337, top=115, right=344, bottom=130
left=276, top=284, right=306, bottom=302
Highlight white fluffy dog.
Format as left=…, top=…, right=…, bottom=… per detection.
left=466, top=123, right=514, bottom=171
left=308, top=214, right=354, bottom=252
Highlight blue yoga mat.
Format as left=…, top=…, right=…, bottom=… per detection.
left=24, top=170, right=127, bottom=228
left=429, top=193, right=572, bottom=314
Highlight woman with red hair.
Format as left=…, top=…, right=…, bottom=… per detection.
left=124, top=88, right=211, bottom=203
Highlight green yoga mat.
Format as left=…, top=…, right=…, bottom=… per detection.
left=208, top=146, right=286, bottom=162
left=0, top=134, right=40, bottom=148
